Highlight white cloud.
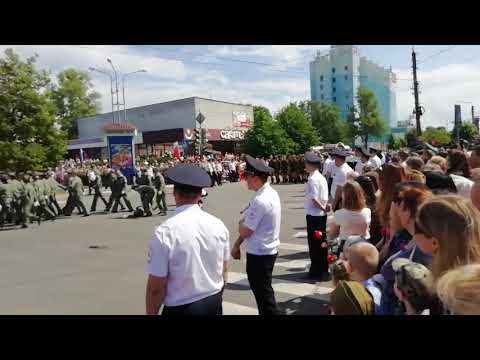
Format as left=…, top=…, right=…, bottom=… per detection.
left=394, top=63, right=480, bottom=129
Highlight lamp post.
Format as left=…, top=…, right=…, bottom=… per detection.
left=107, top=58, right=120, bottom=123
left=121, top=69, right=147, bottom=122
left=89, top=67, right=116, bottom=123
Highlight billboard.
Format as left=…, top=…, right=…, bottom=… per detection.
left=232, top=111, right=251, bottom=128
left=107, top=135, right=135, bottom=179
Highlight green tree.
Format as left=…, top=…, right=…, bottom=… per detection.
left=347, top=87, right=386, bottom=147
left=419, top=127, right=451, bottom=146
left=388, top=134, right=407, bottom=150
left=51, top=68, right=101, bottom=140
left=0, top=49, right=66, bottom=171
left=405, top=128, right=419, bottom=147
left=275, top=102, right=320, bottom=153
left=451, top=122, right=478, bottom=142
left=310, top=101, right=347, bottom=144
left=242, top=106, right=295, bottom=157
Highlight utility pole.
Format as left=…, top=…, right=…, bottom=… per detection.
left=412, top=47, right=423, bottom=136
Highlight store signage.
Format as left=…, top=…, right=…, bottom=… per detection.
left=220, top=129, right=245, bottom=140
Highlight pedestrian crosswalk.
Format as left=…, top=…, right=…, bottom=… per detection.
left=223, top=240, right=334, bottom=315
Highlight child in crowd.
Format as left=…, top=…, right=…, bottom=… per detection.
left=392, top=258, right=435, bottom=315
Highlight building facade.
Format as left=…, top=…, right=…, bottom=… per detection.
left=310, top=45, right=397, bottom=141
left=68, top=97, right=253, bottom=159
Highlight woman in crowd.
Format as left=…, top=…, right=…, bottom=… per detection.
left=447, top=150, right=474, bottom=199
left=375, top=164, right=407, bottom=254
left=355, top=176, right=382, bottom=245
left=375, top=186, right=433, bottom=315
left=405, top=169, right=426, bottom=183
left=425, top=171, right=458, bottom=195
left=364, top=171, right=380, bottom=195
left=328, top=181, right=371, bottom=242
left=415, top=195, right=480, bottom=313
left=428, top=156, right=448, bottom=173
left=436, top=264, right=480, bottom=315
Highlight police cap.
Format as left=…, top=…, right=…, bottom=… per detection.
left=244, top=155, right=274, bottom=175
left=165, top=163, right=212, bottom=190
left=331, top=148, right=349, bottom=159
left=304, top=151, right=321, bottom=164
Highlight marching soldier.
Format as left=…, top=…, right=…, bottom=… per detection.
left=106, top=169, right=134, bottom=213
left=9, top=172, right=25, bottom=224
left=135, top=167, right=155, bottom=217
left=21, top=174, right=41, bottom=228
left=33, top=171, right=56, bottom=221
left=153, top=168, right=168, bottom=216
left=280, top=155, right=289, bottom=184
left=89, top=165, right=108, bottom=212
left=0, top=174, right=14, bottom=227
left=231, top=155, right=282, bottom=315
left=46, top=171, right=64, bottom=215
left=64, top=170, right=89, bottom=217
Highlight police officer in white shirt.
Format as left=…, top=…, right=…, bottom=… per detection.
left=231, top=155, right=282, bottom=315
left=354, top=147, right=374, bottom=175
left=330, top=149, right=354, bottom=211
left=145, top=164, right=230, bottom=315
left=304, top=152, right=331, bottom=280
left=369, top=147, right=382, bottom=169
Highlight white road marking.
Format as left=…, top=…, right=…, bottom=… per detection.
left=275, top=259, right=310, bottom=271
left=227, top=271, right=332, bottom=299
left=222, top=301, right=258, bottom=315
left=278, top=243, right=308, bottom=252
left=292, top=231, right=307, bottom=238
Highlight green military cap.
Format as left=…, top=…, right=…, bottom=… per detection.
left=8, top=171, right=16, bottom=177
left=392, top=258, right=434, bottom=311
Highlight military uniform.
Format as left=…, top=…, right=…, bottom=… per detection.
left=106, top=171, right=134, bottom=213
left=21, top=175, right=40, bottom=227
left=9, top=173, right=25, bottom=224
left=0, top=175, right=14, bottom=227
left=64, top=173, right=89, bottom=217
left=280, top=156, right=289, bottom=183
left=153, top=169, right=167, bottom=215
left=89, top=169, right=108, bottom=212
left=135, top=170, right=155, bottom=216
left=33, top=173, right=56, bottom=220
left=46, top=174, right=64, bottom=215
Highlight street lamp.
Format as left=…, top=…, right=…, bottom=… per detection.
left=107, top=58, right=120, bottom=123
left=89, top=66, right=116, bottom=123
left=121, top=69, right=147, bottom=122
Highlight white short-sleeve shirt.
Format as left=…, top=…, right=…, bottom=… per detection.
left=330, top=162, right=354, bottom=201
left=354, top=159, right=373, bottom=175
left=333, top=208, right=371, bottom=239
left=323, top=158, right=334, bottom=176
left=372, top=155, right=382, bottom=169
left=146, top=204, right=230, bottom=307
left=304, top=170, right=329, bottom=217
left=450, top=174, right=474, bottom=199
left=243, top=183, right=281, bottom=255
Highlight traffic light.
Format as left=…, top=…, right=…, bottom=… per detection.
left=201, top=128, right=207, bottom=144
left=194, top=128, right=200, bottom=154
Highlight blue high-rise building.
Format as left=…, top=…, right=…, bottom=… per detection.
left=310, top=45, right=397, bottom=142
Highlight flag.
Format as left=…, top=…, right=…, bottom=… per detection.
left=173, top=142, right=180, bottom=160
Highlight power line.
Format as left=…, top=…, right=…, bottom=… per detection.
left=418, top=46, right=456, bottom=64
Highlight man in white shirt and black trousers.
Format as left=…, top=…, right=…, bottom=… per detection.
left=304, top=152, right=331, bottom=280
left=231, top=155, right=282, bottom=315
left=145, top=163, right=230, bottom=315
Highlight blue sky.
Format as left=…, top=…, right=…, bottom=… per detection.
left=2, top=45, right=480, bottom=130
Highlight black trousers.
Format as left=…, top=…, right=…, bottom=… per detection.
left=306, top=215, right=328, bottom=276
left=162, top=291, right=223, bottom=315
left=90, top=185, right=108, bottom=211
left=246, top=253, right=280, bottom=315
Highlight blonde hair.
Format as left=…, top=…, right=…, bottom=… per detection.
left=416, top=195, right=480, bottom=280
left=345, top=242, right=379, bottom=279
left=406, top=169, right=426, bottom=183
left=436, top=264, right=480, bottom=315
left=429, top=156, right=448, bottom=172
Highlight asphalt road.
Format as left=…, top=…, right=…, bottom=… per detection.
left=0, top=181, right=333, bottom=315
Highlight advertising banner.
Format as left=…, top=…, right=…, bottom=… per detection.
left=232, top=111, right=251, bottom=128
left=107, top=135, right=135, bottom=179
